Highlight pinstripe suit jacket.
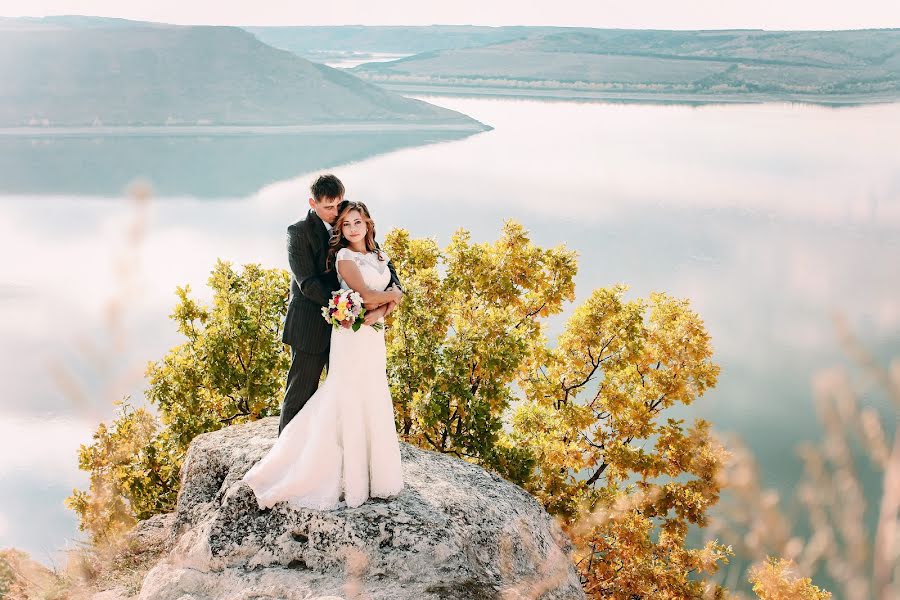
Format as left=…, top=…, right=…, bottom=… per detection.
left=282, top=209, right=401, bottom=354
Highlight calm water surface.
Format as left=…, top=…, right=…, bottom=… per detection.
left=1, top=97, right=898, bottom=571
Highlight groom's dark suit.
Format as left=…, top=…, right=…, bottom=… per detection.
left=279, top=208, right=401, bottom=435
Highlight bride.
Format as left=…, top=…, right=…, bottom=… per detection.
left=242, top=200, right=405, bottom=510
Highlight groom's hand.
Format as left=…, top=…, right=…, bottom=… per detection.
left=387, top=284, right=403, bottom=304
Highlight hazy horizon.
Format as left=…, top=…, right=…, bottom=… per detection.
left=2, top=1, right=899, bottom=30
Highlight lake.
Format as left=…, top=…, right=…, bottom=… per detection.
left=1, top=96, right=898, bottom=582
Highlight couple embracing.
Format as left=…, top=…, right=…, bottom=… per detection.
left=242, top=174, right=405, bottom=511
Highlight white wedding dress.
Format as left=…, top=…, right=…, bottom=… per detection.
left=241, top=247, right=404, bottom=510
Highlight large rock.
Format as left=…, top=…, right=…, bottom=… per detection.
left=126, top=417, right=585, bottom=600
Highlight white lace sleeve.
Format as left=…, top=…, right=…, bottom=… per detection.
left=336, top=247, right=352, bottom=263
left=337, top=248, right=376, bottom=271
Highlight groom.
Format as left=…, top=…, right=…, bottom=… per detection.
left=279, top=174, right=402, bottom=435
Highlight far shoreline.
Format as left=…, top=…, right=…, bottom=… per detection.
left=372, top=82, right=900, bottom=107
left=0, top=121, right=491, bottom=138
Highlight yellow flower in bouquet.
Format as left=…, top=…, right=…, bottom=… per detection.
left=321, top=289, right=383, bottom=331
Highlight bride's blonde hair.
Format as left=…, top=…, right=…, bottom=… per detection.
left=326, top=200, right=383, bottom=271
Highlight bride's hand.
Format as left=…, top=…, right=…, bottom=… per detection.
left=363, top=305, right=386, bottom=326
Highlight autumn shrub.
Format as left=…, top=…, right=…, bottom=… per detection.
left=69, top=221, right=754, bottom=597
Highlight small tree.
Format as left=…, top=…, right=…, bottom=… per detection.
left=509, top=286, right=732, bottom=597
left=382, top=222, right=577, bottom=482
left=65, top=401, right=159, bottom=545
left=67, top=260, right=290, bottom=542
left=385, top=222, right=734, bottom=597
left=145, top=260, right=291, bottom=446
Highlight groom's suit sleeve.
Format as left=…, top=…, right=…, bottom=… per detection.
left=387, top=260, right=402, bottom=291
left=288, top=225, right=331, bottom=307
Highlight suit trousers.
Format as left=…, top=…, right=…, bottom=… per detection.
left=278, top=345, right=329, bottom=436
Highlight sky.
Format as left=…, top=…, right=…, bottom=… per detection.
left=1, top=0, right=900, bottom=29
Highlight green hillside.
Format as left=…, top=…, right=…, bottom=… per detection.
left=351, top=28, right=900, bottom=102
left=0, top=22, right=486, bottom=127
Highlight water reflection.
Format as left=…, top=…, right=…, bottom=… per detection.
left=1, top=98, right=899, bottom=569
left=0, top=129, right=476, bottom=197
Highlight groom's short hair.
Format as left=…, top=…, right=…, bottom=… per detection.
left=311, top=174, right=345, bottom=202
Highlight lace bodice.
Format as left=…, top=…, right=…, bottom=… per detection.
left=336, top=247, right=392, bottom=292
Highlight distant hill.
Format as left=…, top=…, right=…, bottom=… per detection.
left=245, top=25, right=560, bottom=57
left=9, top=18, right=899, bottom=108
left=350, top=28, right=900, bottom=103
left=0, top=20, right=486, bottom=128
left=0, top=15, right=149, bottom=30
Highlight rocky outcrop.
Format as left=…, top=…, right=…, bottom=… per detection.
left=104, top=417, right=585, bottom=600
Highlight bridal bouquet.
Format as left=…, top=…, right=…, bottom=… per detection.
left=321, top=289, right=383, bottom=331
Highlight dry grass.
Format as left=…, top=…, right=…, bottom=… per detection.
left=11, top=180, right=157, bottom=599
left=706, top=315, right=898, bottom=599
left=47, top=178, right=152, bottom=424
